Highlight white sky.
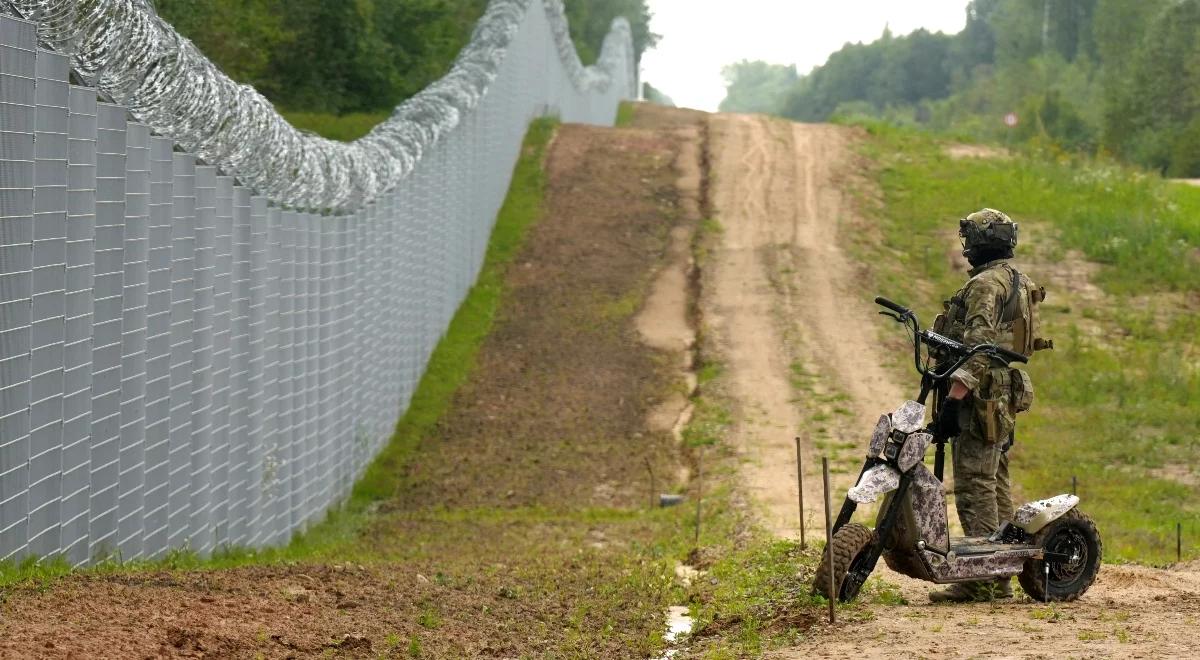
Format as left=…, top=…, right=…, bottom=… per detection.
left=640, top=0, right=971, bottom=111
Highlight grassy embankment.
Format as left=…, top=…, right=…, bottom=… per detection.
left=848, top=122, right=1200, bottom=564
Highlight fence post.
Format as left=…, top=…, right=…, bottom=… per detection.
left=823, top=457, right=836, bottom=624
left=796, top=436, right=805, bottom=549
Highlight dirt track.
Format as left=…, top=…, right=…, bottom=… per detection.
left=700, top=112, right=1200, bottom=658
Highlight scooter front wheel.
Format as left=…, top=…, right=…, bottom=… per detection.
left=1018, top=508, right=1102, bottom=602
left=812, top=522, right=874, bottom=602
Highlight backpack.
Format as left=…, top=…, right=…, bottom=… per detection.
left=1000, top=266, right=1051, bottom=357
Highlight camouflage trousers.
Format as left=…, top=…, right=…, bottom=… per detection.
left=952, top=415, right=1015, bottom=538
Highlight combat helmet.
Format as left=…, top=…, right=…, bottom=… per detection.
left=959, top=208, right=1018, bottom=263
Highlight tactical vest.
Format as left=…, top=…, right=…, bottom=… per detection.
left=934, top=262, right=1050, bottom=358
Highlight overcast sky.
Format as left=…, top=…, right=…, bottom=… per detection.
left=640, top=0, right=972, bottom=111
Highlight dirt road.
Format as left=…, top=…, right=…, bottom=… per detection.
left=701, top=112, right=1200, bottom=658
left=703, top=114, right=903, bottom=536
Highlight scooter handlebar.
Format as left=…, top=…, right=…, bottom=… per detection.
left=992, top=346, right=1029, bottom=365
left=875, top=297, right=911, bottom=316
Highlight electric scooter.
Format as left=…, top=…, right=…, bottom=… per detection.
left=812, top=297, right=1101, bottom=603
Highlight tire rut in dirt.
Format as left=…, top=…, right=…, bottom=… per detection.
left=813, top=522, right=874, bottom=602
left=1018, top=508, right=1102, bottom=602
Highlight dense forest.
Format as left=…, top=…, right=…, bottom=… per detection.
left=721, top=0, right=1200, bottom=176
left=153, top=0, right=656, bottom=118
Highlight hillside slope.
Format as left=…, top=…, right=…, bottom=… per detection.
left=695, top=109, right=1200, bottom=657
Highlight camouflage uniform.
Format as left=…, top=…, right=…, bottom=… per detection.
left=930, top=209, right=1043, bottom=603
left=941, top=257, right=1037, bottom=537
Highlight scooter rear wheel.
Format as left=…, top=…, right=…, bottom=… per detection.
left=1018, top=508, right=1102, bottom=602
left=813, top=522, right=874, bottom=602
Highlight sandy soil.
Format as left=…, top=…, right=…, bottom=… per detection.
left=703, top=113, right=904, bottom=539
left=701, top=112, right=1200, bottom=658
left=637, top=120, right=702, bottom=454
left=792, top=561, right=1200, bottom=659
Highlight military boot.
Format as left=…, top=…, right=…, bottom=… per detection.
left=928, top=582, right=983, bottom=603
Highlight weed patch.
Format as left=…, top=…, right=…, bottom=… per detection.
left=616, top=100, right=636, bottom=128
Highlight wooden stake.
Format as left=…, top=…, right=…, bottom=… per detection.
left=694, top=447, right=704, bottom=546
left=645, top=457, right=656, bottom=510
left=823, top=457, right=836, bottom=624
left=796, top=436, right=806, bottom=549
left=1072, top=475, right=1077, bottom=496
left=1179, top=522, right=1183, bottom=564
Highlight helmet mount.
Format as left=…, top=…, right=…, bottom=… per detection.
left=959, top=209, right=1018, bottom=264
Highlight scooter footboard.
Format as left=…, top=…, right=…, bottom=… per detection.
left=920, top=547, right=1038, bottom=583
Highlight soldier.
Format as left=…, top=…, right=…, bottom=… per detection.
left=929, top=209, right=1043, bottom=603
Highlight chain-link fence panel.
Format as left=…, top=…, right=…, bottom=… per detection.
left=0, top=0, right=634, bottom=564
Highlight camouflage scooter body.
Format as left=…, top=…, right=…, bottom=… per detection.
left=813, top=297, right=1101, bottom=603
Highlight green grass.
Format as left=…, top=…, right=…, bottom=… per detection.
left=616, top=101, right=636, bottom=128
left=690, top=538, right=822, bottom=654
left=859, top=121, right=1200, bottom=294
left=682, top=392, right=732, bottom=449
left=346, top=117, right=556, bottom=511
left=853, top=121, right=1200, bottom=563
left=0, top=118, right=559, bottom=589
left=282, top=111, right=391, bottom=141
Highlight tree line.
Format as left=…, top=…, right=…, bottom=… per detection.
left=720, top=0, right=1200, bottom=176
left=153, top=0, right=656, bottom=117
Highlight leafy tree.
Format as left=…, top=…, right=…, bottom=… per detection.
left=946, top=0, right=999, bottom=85
left=642, top=82, right=675, bottom=107
left=719, top=61, right=798, bottom=114
left=564, top=0, right=659, bottom=64
left=774, top=28, right=953, bottom=121
left=152, top=0, right=653, bottom=116
left=1168, top=116, right=1200, bottom=177
left=715, top=0, right=1200, bottom=173
left=152, top=0, right=291, bottom=89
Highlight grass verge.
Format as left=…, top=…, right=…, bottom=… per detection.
left=616, top=100, right=637, bottom=128
left=281, top=111, right=391, bottom=141
left=847, top=120, right=1200, bottom=563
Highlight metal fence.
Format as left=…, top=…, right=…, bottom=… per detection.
left=0, top=1, right=635, bottom=565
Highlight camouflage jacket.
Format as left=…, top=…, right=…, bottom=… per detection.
left=939, top=259, right=1038, bottom=394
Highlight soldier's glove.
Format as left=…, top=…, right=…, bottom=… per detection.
left=934, top=397, right=961, bottom=439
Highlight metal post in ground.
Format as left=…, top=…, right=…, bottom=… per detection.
left=823, top=457, right=836, bottom=624
left=1179, top=522, right=1183, bottom=564
left=1072, top=475, right=1077, bottom=496
left=796, top=436, right=806, bottom=549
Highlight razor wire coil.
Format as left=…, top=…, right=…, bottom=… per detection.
left=5, top=0, right=635, bottom=213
